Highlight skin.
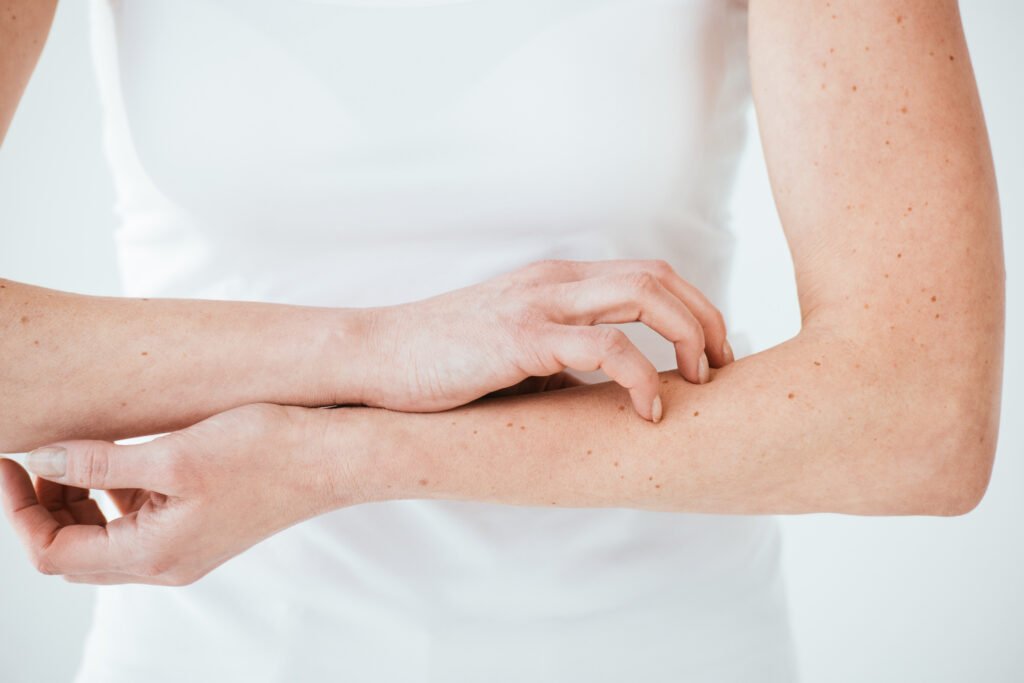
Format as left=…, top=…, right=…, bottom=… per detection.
left=0, top=0, right=1006, bottom=585
left=0, top=262, right=728, bottom=452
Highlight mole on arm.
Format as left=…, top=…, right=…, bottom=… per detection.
left=418, top=479, right=429, bottom=486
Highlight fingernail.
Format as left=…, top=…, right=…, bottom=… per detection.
left=27, top=447, right=66, bottom=478
left=651, top=395, right=663, bottom=423
left=722, top=338, right=734, bottom=364
left=698, top=352, right=710, bottom=384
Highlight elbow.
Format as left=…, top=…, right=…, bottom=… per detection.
left=895, top=394, right=1000, bottom=518
left=922, top=437, right=996, bottom=517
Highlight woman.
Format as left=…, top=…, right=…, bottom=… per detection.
left=0, top=0, right=1004, bottom=681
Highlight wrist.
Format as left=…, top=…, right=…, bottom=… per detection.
left=316, top=406, right=422, bottom=509
left=305, top=306, right=378, bottom=407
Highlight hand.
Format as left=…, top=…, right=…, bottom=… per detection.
left=362, top=259, right=733, bottom=422
left=0, top=403, right=358, bottom=586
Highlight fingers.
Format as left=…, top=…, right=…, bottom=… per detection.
left=23, top=437, right=180, bottom=493
left=517, top=259, right=733, bottom=370
left=1, top=458, right=181, bottom=582
left=555, top=272, right=710, bottom=385
left=547, top=325, right=662, bottom=422
left=1, top=459, right=118, bottom=575
left=1, top=459, right=62, bottom=565
left=560, top=260, right=732, bottom=369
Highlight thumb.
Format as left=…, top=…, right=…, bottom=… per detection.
left=26, top=438, right=173, bottom=492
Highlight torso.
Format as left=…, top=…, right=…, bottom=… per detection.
left=78, top=1, right=796, bottom=680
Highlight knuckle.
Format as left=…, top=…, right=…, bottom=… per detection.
left=78, top=443, right=110, bottom=488
left=592, top=327, right=629, bottom=356
left=624, top=270, right=658, bottom=295
left=647, top=259, right=674, bottom=277
left=520, top=259, right=567, bottom=280
left=32, top=552, right=57, bottom=576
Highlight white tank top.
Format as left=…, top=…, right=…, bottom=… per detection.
left=78, top=1, right=798, bottom=680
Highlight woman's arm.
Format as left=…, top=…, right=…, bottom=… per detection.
left=1, top=260, right=734, bottom=451
left=325, top=0, right=1005, bottom=517
left=2, top=1, right=734, bottom=449
left=0, top=0, right=55, bottom=143
left=0, top=279, right=373, bottom=452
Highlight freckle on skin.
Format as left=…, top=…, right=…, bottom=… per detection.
left=419, top=479, right=429, bottom=486
left=586, top=449, right=593, bottom=455
left=120, top=401, right=127, bottom=408
left=852, top=85, right=858, bottom=92
left=935, top=314, right=940, bottom=319
left=788, top=392, right=796, bottom=399
left=20, top=315, right=29, bottom=324
left=900, top=106, right=908, bottom=114
left=32, top=340, right=39, bottom=346
left=649, top=476, right=654, bottom=481
left=473, top=430, right=478, bottom=434
left=814, top=361, right=822, bottom=366
left=655, top=484, right=662, bottom=489
left=864, top=303, right=870, bottom=309
left=613, top=461, right=619, bottom=467
left=693, top=411, right=699, bottom=417
left=931, top=295, right=937, bottom=302
left=141, top=351, right=148, bottom=356
left=618, top=405, right=625, bottom=412
left=506, top=422, right=513, bottom=427
left=897, top=253, right=902, bottom=258
left=520, top=425, right=526, bottom=431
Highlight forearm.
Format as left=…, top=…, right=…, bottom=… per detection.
left=335, top=322, right=993, bottom=517
left=0, top=278, right=369, bottom=451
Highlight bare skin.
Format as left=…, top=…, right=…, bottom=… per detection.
left=0, top=262, right=729, bottom=452
left=0, top=0, right=1005, bottom=585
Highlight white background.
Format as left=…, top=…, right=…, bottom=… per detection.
left=1, top=2, right=1020, bottom=681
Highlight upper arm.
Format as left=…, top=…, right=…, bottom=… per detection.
left=747, top=1, right=1004, bottom=502
left=1, top=0, right=58, bottom=144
